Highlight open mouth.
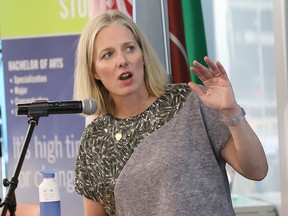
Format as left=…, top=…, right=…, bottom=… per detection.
left=119, top=72, right=133, bottom=80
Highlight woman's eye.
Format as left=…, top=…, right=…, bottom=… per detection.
left=103, top=51, right=112, bottom=59
left=127, top=45, right=135, bottom=52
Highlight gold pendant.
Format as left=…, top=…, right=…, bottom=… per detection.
left=115, top=133, right=122, bottom=142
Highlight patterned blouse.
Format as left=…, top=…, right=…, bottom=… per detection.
left=75, top=83, right=191, bottom=215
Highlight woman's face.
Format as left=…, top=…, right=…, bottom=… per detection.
left=93, top=24, right=145, bottom=99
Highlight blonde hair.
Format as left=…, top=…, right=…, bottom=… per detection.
left=74, top=10, right=168, bottom=115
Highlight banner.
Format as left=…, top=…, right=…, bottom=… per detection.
left=0, top=0, right=89, bottom=215
left=89, top=0, right=133, bottom=18
left=0, top=0, right=89, bottom=38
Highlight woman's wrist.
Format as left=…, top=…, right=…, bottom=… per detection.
left=221, top=107, right=246, bottom=126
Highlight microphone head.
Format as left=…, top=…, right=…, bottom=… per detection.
left=82, top=99, right=97, bottom=115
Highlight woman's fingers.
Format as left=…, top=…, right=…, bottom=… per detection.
left=190, top=57, right=228, bottom=81
left=215, top=60, right=228, bottom=79
left=203, top=56, right=219, bottom=76
left=187, top=82, right=209, bottom=100
left=191, top=60, right=213, bottom=80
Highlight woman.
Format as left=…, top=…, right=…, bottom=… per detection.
left=73, top=10, right=268, bottom=216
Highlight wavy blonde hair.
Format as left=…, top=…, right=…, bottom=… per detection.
left=74, top=10, right=168, bottom=115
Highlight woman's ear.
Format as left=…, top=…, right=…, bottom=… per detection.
left=93, top=72, right=100, bottom=80
left=92, top=64, right=100, bottom=80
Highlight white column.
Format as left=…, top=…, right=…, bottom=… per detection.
left=133, top=0, right=170, bottom=78
left=273, top=0, right=288, bottom=215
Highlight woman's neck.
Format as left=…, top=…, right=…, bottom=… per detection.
left=113, top=93, right=156, bottom=119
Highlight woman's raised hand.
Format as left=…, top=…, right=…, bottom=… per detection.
left=188, top=56, right=238, bottom=113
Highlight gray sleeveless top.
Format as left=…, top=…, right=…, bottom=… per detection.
left=75, top=83, right=235, bottom=216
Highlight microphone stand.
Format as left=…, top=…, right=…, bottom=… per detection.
left=0, top=111, right=43, bottom=215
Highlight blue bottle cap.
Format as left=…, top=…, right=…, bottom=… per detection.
left=40, top=169, right=57, bottom=178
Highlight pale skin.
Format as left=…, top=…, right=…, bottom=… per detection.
left=82, top=24, right=268, bottom=216
left=93, top=24, right=156, bottom=119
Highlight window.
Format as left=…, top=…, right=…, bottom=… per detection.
left=213, top=0, right=279, bottom=195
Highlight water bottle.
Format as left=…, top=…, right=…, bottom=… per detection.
left=39, top=169, right=61, bottom=216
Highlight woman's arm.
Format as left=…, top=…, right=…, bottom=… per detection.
left=220, top=105, right=268, bottom=180
left=83, top=197, right=106, bottom=216
left=188, top=56, right=268, bottom=181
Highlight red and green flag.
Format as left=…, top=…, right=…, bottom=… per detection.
left=181, top=0, right=207, bottom=84
left=167, top=0, right=191, bottom=83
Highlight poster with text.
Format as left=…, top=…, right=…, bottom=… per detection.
left=0, top=1, right=89, bottom=215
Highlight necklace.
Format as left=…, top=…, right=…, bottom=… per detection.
left=115, top=133, right=123, bottom=142
left=120, top=95, right=150, bottom=119
left=114, top=95, right=150, bottom=142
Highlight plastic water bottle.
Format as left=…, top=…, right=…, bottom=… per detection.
left=39, top=169, right=61, bottom=216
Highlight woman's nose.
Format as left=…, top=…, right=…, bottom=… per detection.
left=118, top=53, right=128, bottom=68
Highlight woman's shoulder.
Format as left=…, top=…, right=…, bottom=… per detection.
left=163, top=83, right=192, bottom=99
left=167, top=83, right=191, bottom=92
left=81, top=114, right=111, bottom=140
left=153, top=83, right=192, bottom=110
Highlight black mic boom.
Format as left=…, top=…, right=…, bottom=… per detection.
left=17, top=99, right=97, bottom=116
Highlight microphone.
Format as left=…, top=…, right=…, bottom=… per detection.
left=17, top=99, right=97, bottom=116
